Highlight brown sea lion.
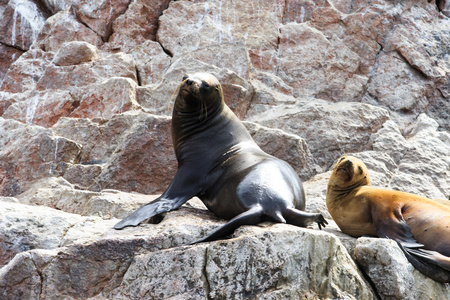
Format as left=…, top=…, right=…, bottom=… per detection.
left=114, top=72, right=327, bottom=243
left=326, top=155, right=450, bottom=283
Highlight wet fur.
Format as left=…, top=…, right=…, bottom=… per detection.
left=115, top=73, right=327, bottom=243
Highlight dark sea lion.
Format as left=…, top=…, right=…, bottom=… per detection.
left=326, top=155, right=450, bottom=283
left=114, top=72, right=327, bottom=243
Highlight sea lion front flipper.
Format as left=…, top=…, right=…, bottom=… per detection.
left=190, top=205, right=264, bottom=245
left=114, top=195, right=191, bottom=229
left=114, top=167, right=201, bottom=229
left=396, top=242, right=450, bottom=283
left=371, top=204, right=423, bottom=248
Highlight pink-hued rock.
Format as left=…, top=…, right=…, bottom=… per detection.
left=157, top=0, right=283, bottom=72
left=248, top=100, right=390, bottom=168
left=69, top=77, right=141, bottom=120
left=0, top=49, right=54, bottom=94
left=52, top=41, right=100, bottom=66
left=0, top=0, right=47, bottom=51
left=93, top=113, right=176, bottom=194
left=34, top=10, right=103, bottom=53
left=0, top=0, right=449, bottom=298
left=129, top=40, right=171, bottom=86
left=277, top=22, right=366, bottom=101
left=72, top=0, right=131, bottom=41
left=0, top=44, right=23, bottom=82
left=0, top=118, right=82, bottom=196
left=108, top=0, right=172, bottom=51
left=1, top=90, right=77, bottom=127
left=35, top=51, right=137, bottom=92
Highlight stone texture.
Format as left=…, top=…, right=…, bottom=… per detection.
left=0, top=118, right=82, bottom=196
left=248, top=100, right=391, bottom=169
left=0, top=0, right=449, bottom=298
left=105, top=226, right=374, bottom=299
left=0, top=0, right=47, bottom=51
left=0, top=44, right=23, bottom=82
left=108, top=0, right=172, bottom=51
left=34, top=10, right=103, bottom=53
left=52, top=41, right=100, bottom=66
left=355, top=237, right=450, bottom=300
left=72, top=0, right=131, bottom=41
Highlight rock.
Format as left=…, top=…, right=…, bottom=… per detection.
left=36, top=51, right=137, bottom=92
left=0, top=0, right=47, bottom=51
left=91, top=112, right=176, bottom=194
left=0, top=48, right=54, bottom=93
left=69, top=77, right=141, bottom=119
left=0, top=118, right=82, bottom=196
left=355, top=237, right=450, bottom=300
left=0, top=199, right=83, bottom=268
left=0, top=200, right=375, bottom=300
left=0, top=44, right=23, bottom=82
left=108, top=0, right=172, bottom=52
left=128, top=40, right=171, bottom=86
left=243, top=121, right=318, bottom=181
left=389, top=114, right=450, bottom=199
left=34, top=10, right=103, bottom=53
left=2, top=89, right=78, bottom=126
left=248, top=100, right=390, bottom=169
left=105, top=226, right=374, bottom=299
left=52, top=41, right=100, bottom=66
left=38, top=0, right=72, bottom=14
left=0, top=0, right=449, bottom=297
left=277, top=22, right=367, bottom=101
left=72, top=0, right=131, bottom=41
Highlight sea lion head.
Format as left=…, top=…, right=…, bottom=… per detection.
left=328, top=155, right=371, bottom=190
left=174, top=72, right=224, bottom=117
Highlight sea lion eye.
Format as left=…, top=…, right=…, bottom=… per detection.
left=358, top=166, right=363, bottom=174
left=182, top=74, right=189, bottom=81
left=201, top=81, right=210, bottom=89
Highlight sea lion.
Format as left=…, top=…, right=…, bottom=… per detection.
left=114, top=72, right=327, bottom=243
left=326, top=155, right=450, bottom=283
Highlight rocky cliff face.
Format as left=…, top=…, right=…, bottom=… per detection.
left=0, top=0, right=449, bottom=299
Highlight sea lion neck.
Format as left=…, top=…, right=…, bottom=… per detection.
left=171, top=102, right=250, bottom=166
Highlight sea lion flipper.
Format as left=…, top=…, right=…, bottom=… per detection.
left=190, top=206, right=264, bottom=245
left=114, top=195, right=191, bottom=229
left=371, top=205, right=423, bottom=248
left=397, top=242, right=450, bottom=283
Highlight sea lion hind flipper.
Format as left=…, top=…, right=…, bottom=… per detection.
left=371, top=205, right=423, bottom=248
left=397, top=242, right=450, bottom=283
left=114, top=195, right=190, bottom=229
left=189, top=206, right=264, bottom=245
left=283, top=208, right=328, bottom=230
left=404, top=247, right=450, bottom=272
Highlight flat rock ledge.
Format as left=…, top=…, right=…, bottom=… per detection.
left=0, top=194, right=449, bottom=300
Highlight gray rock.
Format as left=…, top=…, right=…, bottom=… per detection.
left=355, top=237, right=450, bottom=300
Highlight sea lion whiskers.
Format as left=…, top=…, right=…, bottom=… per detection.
left=168, top=80, right=186, bottom=114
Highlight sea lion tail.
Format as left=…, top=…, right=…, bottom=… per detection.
left=189, top=206, right=264, bottom=245
left=397, top=241, right=450, bottom=283
left=283, top=208, right=328, bottom=230
left=114, top=195, right=188, bottom=230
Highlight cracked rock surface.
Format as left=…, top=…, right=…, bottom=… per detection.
left=0, top=0, right=449, bottom=299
